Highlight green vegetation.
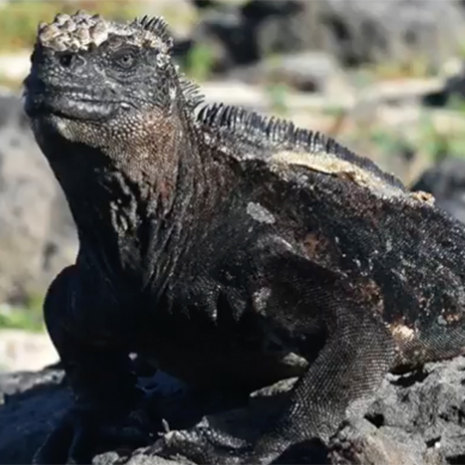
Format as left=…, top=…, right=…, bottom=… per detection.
left=0, top=294, right=45, bottom=332
left=416, top=114, right=449, bottom=162
left=446, top=94, right=465, bottom=113
left=414, top=95, right=465, bottom=162
left=370, top=56, right=436, bottom=80
left=265, top=83, right=289, bottom=115
left=351, top=69, right=377, bottom=90
left=182, top=43, right=216, bottom=81
left=322, top=105, right=346, bottom=118
left=369, top=127, right=410, bottom=156
left=0, top=1, right=142, bottom=52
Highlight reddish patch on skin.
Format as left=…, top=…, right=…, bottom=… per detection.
left=106, top=110, right=184, bottom=210
left=442, top=311, right=462, bottom=324
left=302, top=232, right=339, bottom=268
left=353, top=278, right=384, bottom=315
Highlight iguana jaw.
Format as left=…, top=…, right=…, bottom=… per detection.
left=24, top=86, right=119, bottom=122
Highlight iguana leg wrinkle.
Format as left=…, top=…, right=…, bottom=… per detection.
left=254, top=306, right=396, bottom=462
left=34, top=266, right=151, bottom=464
left=275, top=307, right=395, bottom=441
left=156, top=301, right=396, bottom=464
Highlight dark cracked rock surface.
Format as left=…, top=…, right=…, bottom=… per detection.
left=1, top=357, right=465, bottom=465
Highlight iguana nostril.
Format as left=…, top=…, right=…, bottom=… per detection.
left=58, top=53, right=85, bottom=69
left=59, top=53, right=73, bottom=67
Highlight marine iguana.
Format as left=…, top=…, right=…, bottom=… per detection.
left=24, top=11, right=465, bottom=464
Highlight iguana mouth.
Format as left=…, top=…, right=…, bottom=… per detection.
left=25, top=90, right=118, bottom=121
left=24, top=76, right=127, bottom=121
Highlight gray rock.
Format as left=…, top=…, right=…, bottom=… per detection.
left=0, top=367, right=63, bottom=402
left=0, top=91, right=77, bottom=304
left=188, top=0, right=465, bottom=70
left=257, top=0, right=465, bottom=68
left=0, top=367, right=70, bottom=464
left=193, top=0, right=301, bottom=69
left=315, top=0, right=465, bottom=66
left=230, top=51, right=344, bottom=93
left=411, top=157, right=465, bottom=224
left=1, top=356, right=465, bottom=464
left=94, top=450, right=188, bottom=465
left=328, top=418, right=444, bottom=465
left=0, top=329, right=58, bottom=372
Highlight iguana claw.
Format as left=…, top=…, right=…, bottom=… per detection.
left=151, top=419, right=251, bottom=465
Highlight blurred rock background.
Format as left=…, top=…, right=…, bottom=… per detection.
left=2, top=0, right=465, bottom=372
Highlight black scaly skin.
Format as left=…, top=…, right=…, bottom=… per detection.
left=24, top=11, right=465, bottom=464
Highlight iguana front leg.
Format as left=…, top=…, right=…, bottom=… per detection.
left=34, top=266, right=153, bottom=464
left=252, top=305, right=396, bottom=463
left=155, top=296, right=396, bottom=464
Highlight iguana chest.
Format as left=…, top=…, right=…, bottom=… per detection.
left=137, top=250, right=327, bottom=390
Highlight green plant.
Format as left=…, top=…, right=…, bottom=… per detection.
left=370, top=55, right=434, bottom=80
left=446, top=94, right=465, bottom=114
left=369, top=128, right=409, bottom=155
left=265, top=83, right=289, bottom=116
left=417, top=114, right=450, bottom=163
left=322, top=105, right=346, bottom=118
left=351, top=69, right=376, bottom=90
left=448, top=136, right=465, bottom=159
left=0, top=292, right=45, bottom=332
left=182, top=43, right=215, bottom=81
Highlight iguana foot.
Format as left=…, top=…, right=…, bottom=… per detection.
left=152, top=418, right=333, bottom=465
left=152, top=419, right=253, bottom=465
left=151, top=419, right=326, bottom=465
left=33, top=406, right=154, bottom=464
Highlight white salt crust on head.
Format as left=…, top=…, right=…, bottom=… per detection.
left=37, top=11, right=172, bottom=53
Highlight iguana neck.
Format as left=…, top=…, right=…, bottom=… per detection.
left=40, top=113, right=210, bottom=293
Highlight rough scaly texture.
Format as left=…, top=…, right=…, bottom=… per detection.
left=24, top=10, right=465, bottom=464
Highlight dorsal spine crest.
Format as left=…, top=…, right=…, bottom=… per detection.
left=196, top=103, right=405, bottom=190
left=132, top=15, right=173, bottom=48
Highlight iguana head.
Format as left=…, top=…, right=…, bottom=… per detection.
left=24, top=11, right=197, bottom=150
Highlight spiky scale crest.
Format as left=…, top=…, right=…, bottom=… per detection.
left=179, top=74, right=204, bottom=110
left=196, top=103, right=405, bottom=191
left=131, top=15, right=173, bottom=49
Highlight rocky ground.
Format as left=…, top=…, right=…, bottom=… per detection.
left=0, top=356, right=464, bottom=465
left=0, top=329, right=57, bottom=372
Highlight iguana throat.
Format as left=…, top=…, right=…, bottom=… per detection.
left=31, top=107, right=203, bottom=292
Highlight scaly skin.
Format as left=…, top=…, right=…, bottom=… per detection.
left=25, top=11, right=465, bottom=464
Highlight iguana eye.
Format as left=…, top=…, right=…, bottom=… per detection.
left=113, top=48, right=137, bottom=69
